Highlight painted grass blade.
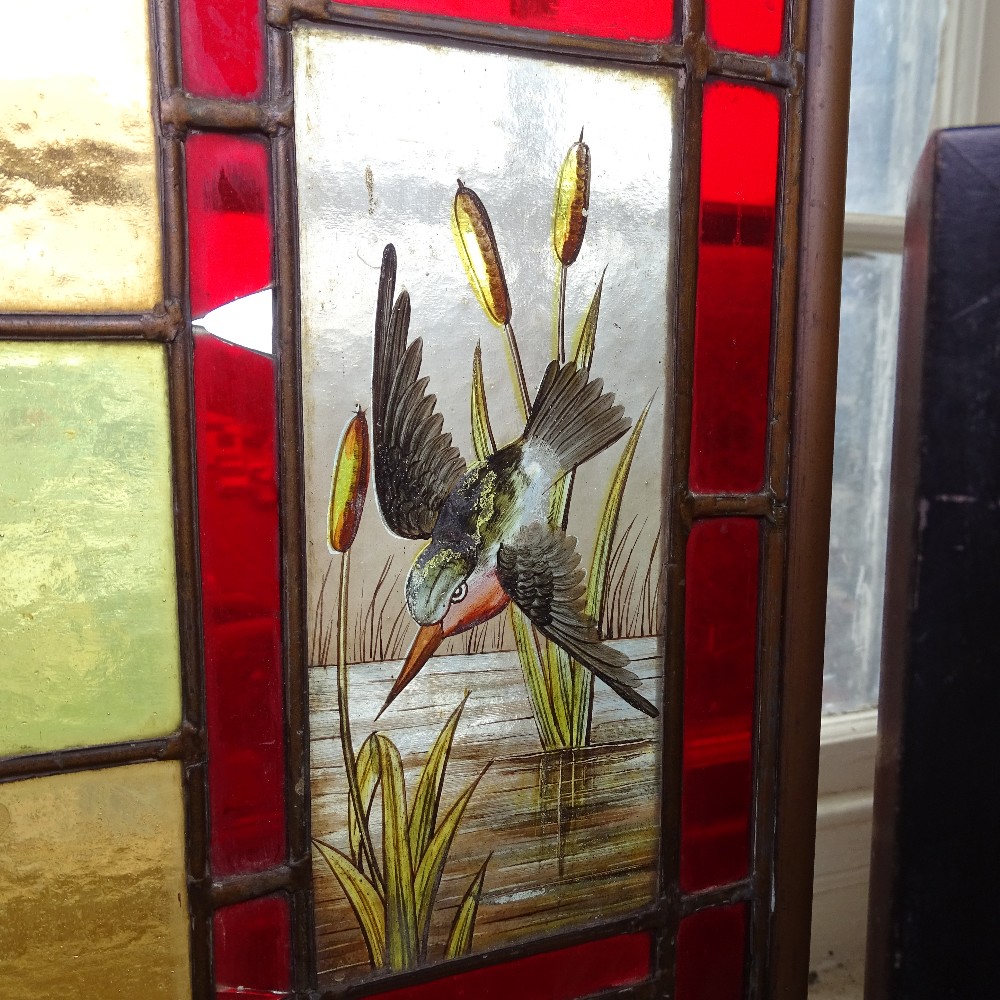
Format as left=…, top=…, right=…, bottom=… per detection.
left=313, top=839, right=386, bottom=968
left=570, top=398, right=652, bottom=741
left=444, top=854, right=492, bottom=960
left=510, top=605, right=561, bottom=749
left=572, top=269, right=605, bottom=373
left=471, top=341, right=496, bottom=463
left=408, top=692, right=470, bottom=867
left=374, top=734, right=419, bottom=971
left=348, top=734, right=381, bottom=878
left=413, top=764, right=490, bottom=955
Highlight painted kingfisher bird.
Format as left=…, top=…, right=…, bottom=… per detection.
left=372, top=244, right=658, bottom=720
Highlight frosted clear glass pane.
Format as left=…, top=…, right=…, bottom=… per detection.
left=0, top=343, right=181, bottom=756
left=0, top=0, right=162, bottom=310
left=823, top=254, right=902, bottom=713
left=844, top=0, right=945, bottom=216
left=0, top=762, right=192, bottom=1000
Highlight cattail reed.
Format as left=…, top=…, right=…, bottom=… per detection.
left=452, top=179, right=530, bottom=420
left=328, top=408, right=381, bottom=887
left=552, top=129, right=591, bottom=365
left=328, top=407, right=370, bottom=553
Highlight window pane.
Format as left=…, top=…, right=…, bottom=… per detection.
left=329, top=0, right=672, bottom=42
left=845, top=0, right=945, bottom=216
left=690, top=83, right=780, bottom=494
left=823, top=253, right=902, bottom=713
left=681, top=519, right=759, bottom=892
left=214, top=895, right=291, bottom=995
left=706, top=0, right=784, bottom=56
left=0, top=343, right=181, bottom=758
left=0, top=0, right=161, bottom=311
left=0, top=762, right=191, bottom=1000
left=179, top=0, right=265, bottom=99
left=675, top=904, right=747, bottom=1000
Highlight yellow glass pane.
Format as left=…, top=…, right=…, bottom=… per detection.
left=0, top=343, right=181, bottom=757
left=0, top=0, right=161, bottom=311
left=0, top=762, right=192, bottom=1000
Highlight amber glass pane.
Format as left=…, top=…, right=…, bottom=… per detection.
left=0, top=762, right=191, bottom=999
left=689, top=83, right=780, bottom=494
left=0, top=343, right=181, bottom=758
left=681, top=519, right=759, bottom=892
left=0, top=0, right=161, bottom=311
left=675, top=904, right=747, bottom=999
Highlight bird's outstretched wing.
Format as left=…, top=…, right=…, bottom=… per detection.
left=497, top=522, right=659, bottom=719
left=372, top=244, right=466, bottom=539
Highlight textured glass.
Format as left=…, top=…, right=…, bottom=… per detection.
left=187, top=134, right=283, bottom=874
left=675, top=905, right=747, bottom=1000
left=333, top=0, right=672, bottom=41
left=823, top=254, right=902, bottom=713
left=690, top=83, right=780, bottom=494
left=179, top=0, right=265, bottom=99
left=706, top=0, right=784, bottom=56
left=215, top=896, right=291, bottom=995
left=0, top=343, right=181, bottom=758
left=186, top=133, right=271, bottom=317
left=681, top=519, right=759, bottom=892
left=0, top=0, right=161, bottom=310
left=296, top=27, right=674, bottom=988
left=366, top=934, right=650, bottom=999
left=0, top=762, right=192, bottom=1000
left=845, top=0, right=945, bottom=215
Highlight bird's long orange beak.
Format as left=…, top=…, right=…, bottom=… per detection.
left=375, top=622, right=445, bottom=719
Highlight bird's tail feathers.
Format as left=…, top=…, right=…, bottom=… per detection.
left=523, top=361, right=630, bottom=475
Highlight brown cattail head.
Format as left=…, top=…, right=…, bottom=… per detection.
left=552, top=130, right=591, bottom=266
left=452, top=180, right=512, bottom=327
left=328, top=408, right=370, bottom=553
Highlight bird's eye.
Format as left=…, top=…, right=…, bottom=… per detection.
left=450, top=582, right=468, bottom=604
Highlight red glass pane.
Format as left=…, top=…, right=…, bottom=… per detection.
left=334, top=0, right=671, bottom=42
left=186, top=133, right=272, bottom=318
left=681, top=519, right=759, bottom=892
left=367, top=934, right=650, bottom=1000
left=690, top=83, right=780, bottom=494
left=179, top=0, right=265, bottom=99
left=214, top=895, right=291, bottom=996
left=706, top=0, right=784, bottom=56
left=675, top=905, right=747, bottom=1000
left=194, top=332, right=285, bottom=875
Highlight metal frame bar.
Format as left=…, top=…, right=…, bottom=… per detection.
left=0, top=0, right=855, bottom=997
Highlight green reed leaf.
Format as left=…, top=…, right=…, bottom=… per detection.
left=569, top=398, right=652, bottom=741
left=374, top=734, right=419, bottom=971
left=413, top=764, right=490, bottom=956
left=572, top=269, right=605, bottom=374
left=313, top=839, right=386, bottom=968
left=444, top=854, right=492, bottom=960
left=348, top=734, right=381, bottom=875
left=471, top=341, right=497, bottom=464
left=408, top=693, right=470, bottom=868
left=509, top=605, right=561, bottom=750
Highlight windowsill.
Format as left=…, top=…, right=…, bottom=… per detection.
left=808, top=708, right=878, bottom=999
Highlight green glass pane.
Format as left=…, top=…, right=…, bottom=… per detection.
left=0, top=0, right=161, bottom=311
left=0, top=762, right=192, bottom=1000
left=0, top=343, right=181, bottom=757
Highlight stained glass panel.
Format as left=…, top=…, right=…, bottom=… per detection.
left=295, top=26, right=673, bottom=988
left=681, top=519, right=759, bottom=892
left=0, top=762, right=191, bottom=1000
left=214, top=895, right=291, bottom=996
left=0, top=342, right=181, bottom=758
left=706, top=0, right=784, bottom=56
left=0, top=0, right=161, bottom=311
left=690, top=83, right=780, bottom=494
